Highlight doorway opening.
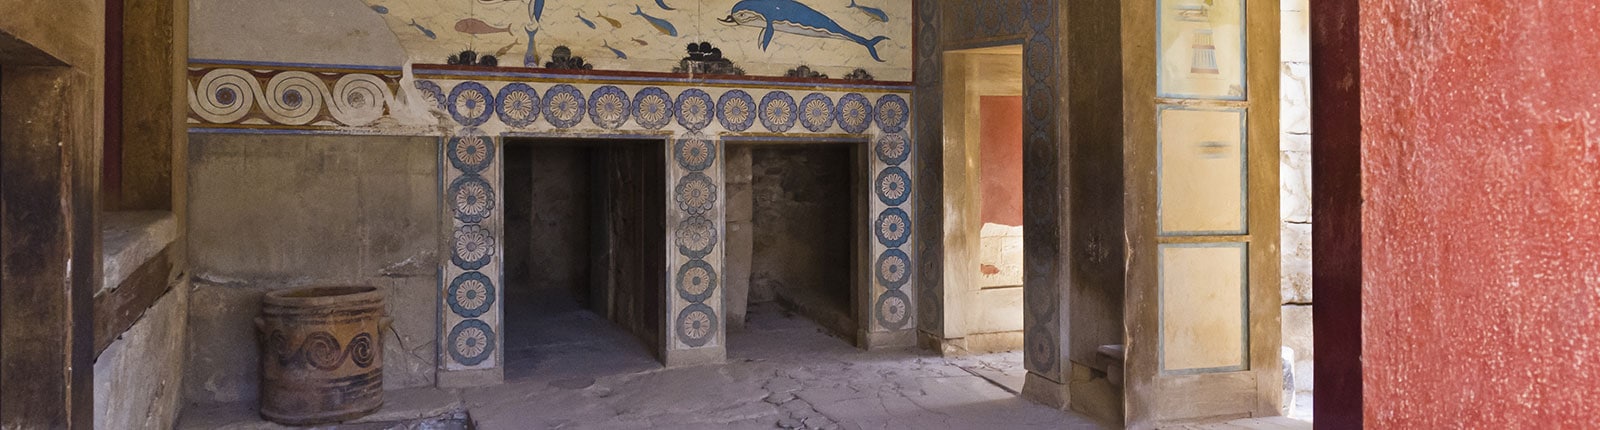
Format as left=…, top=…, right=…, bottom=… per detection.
left=723, top=142, right=867, bottom=347
left=939, top=46, right=1029, bottom=392
left=501, top=138, right=667, bottom=380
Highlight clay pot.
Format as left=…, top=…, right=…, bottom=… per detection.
left=256, top=286, right=390, bottom=425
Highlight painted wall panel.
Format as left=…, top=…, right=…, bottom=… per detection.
left=1159, top=243, right=1247, bottom=373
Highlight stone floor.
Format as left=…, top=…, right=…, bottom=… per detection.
left=1161, top=417, right=1310, bottom=430
left=469, top=298, right=1110, bottom=429
left=180, top=296, right=1110, bottom=429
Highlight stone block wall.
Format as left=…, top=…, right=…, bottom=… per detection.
left=1279, top=0, right=1314, bottom=412
left=94, top=282, right=189, bottom=429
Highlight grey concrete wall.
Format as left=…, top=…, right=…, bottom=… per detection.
left=94, top=282, right=189, bottom=430
left=183, top=133, right=439, bottom=405
left=747, top=145, right=857, bottom=337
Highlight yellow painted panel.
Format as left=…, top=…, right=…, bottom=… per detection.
left=1160, top=244, right=1247, bottom=372
left=1158, top=107, right=1246, bottom=235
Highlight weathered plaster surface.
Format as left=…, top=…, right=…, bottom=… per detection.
left=188, top=0, right=408, bottom=66
left=183, top=134, right=440, bottom=403
left=1360, top=0, right=1600, bottom=426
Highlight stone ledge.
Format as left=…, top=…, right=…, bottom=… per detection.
left=102, top=210, right=177, bottom=293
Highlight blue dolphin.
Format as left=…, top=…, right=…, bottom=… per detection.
left=719, top=0, right=890, bottom=62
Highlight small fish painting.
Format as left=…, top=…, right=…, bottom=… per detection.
left=407, top=19, right=437, bottom=39
left=602, top=41, right=628, bottom=59
left=494, top=39, right=522, bottom=57
left=456, top=18, right=515, bottom=36
left=655, top=0, right=676, bottom=11
left=632, top=38, right=649, bottom=46
left=370, top=5, right=389, bottom=14
left=632, top=5, right=678, bottom=37
left=531, top=0, right=545, bottom=22
left=596, top=12, right=623, bottom=29
left=577, top=12, right=597, bottom=29
left=847, top=0, right=889, bottom=23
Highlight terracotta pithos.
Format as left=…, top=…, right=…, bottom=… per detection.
left=256, top=286, right=389, bottom=425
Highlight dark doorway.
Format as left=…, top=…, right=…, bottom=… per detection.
left=724, top=143, right=865, bottom=344
left=501, top=139, right=667, bottom=379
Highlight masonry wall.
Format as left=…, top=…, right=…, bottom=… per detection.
left=1277, top=0, right=1314, bottom=412
left=747, top=145, right=858, bottom=338
left=95, top=283, right=188, bottom=429
left=1358, top=0, right=1600, bottom=426
left=183, top=134, right=441, bottom=404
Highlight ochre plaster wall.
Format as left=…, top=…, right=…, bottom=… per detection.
left=1359, top=0, right=1600, bottom=426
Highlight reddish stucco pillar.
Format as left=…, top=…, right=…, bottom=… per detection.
left=1317, top=0, right=1600, bottom=427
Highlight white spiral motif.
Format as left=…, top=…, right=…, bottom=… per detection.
left=261, top=71, right=326, bottom=126
left=329, top=74, right=390, bottom=126
left=191, top=69, right=260, bottom=124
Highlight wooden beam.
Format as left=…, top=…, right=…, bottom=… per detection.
left=1, top=66, right=96, bottom=430
left=92, top=246, right=175, bottom=355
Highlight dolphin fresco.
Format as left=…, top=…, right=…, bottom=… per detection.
left=719, top=0, right=889, bottom=62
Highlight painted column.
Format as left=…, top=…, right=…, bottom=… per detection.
left=664, top=90, right=725, bottom=365
left=436, top=80, right=507, bottom=387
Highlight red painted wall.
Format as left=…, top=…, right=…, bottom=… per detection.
left=1360, top=1, right=1600, bottom=427
left=980, top=96, right=1023, bottom=226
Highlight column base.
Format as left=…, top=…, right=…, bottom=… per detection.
left=663, top=346, right=726, bottom=368
left=1022, top=371, right=1070, bottom=410
left=858, top=329, right=917, bottom=350
left=436, top=367, right=504, bottom=388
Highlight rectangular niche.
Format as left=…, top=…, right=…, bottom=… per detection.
left=1157, top=0, right=1247, bottom=100
left=1158, top=243, right=1248, bottom=373
left=1157, top=106, right=1247, bottom=236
